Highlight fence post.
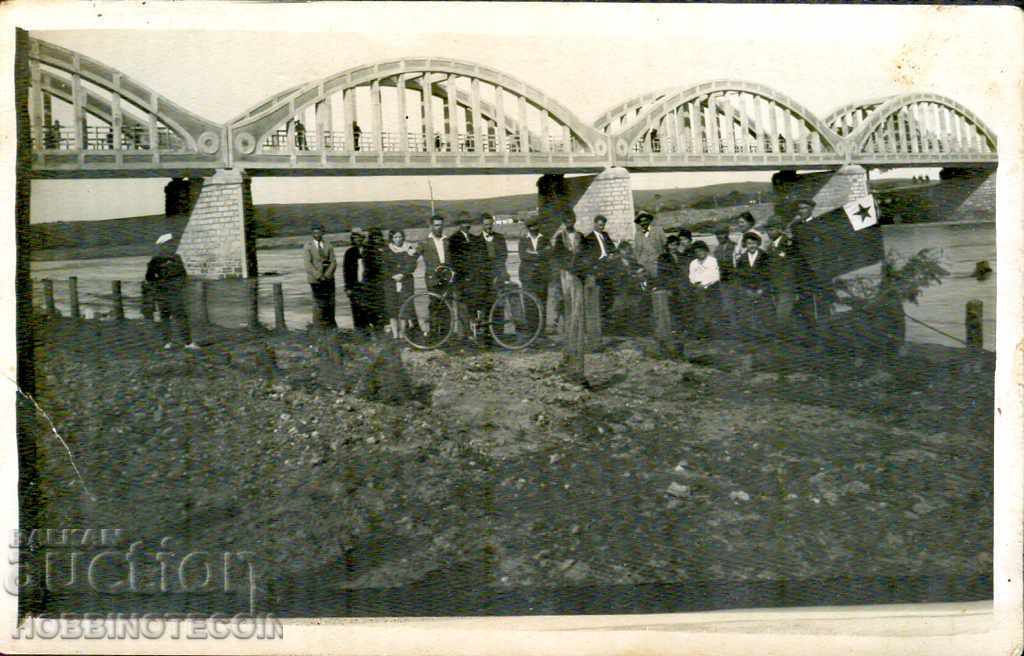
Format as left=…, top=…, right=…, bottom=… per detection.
left=965, top=299, right=983, bottom=350
left=560, top=271, right=586, bottom=384
left=651, top=289, right=680, bottom=358
left=247, top=278, right=261, bottom=331
left=68, top=276, right=80, bottom=320
left=111, top=280, right=125, bottom=321
left=273, top=283, right=286, bottom=332
left=583, top=276, right=602, bottom=351
left=196, top=280, right=209, bottom=326
left=42, top=279, right=57, bottom=316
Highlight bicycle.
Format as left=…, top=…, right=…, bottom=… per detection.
left=398, top=264, right=545, bottom=351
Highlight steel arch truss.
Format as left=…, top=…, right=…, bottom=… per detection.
left=27, top=37, right=225, bottom=176
left=606, top=80, right=846, bottom=169
left=228, top=58, right=611, bottom=173
left=841, top=93, right=998, bottom=166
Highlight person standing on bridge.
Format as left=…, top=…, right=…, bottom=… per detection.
left=304, top=222, right=338, bottom=331
left=146, top=233, right=199, bottom=351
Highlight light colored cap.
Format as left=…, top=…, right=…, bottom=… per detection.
left=155, top=233, right=174, bottom=245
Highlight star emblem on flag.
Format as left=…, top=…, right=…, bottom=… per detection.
left=843, top=196, right=878, bottom=231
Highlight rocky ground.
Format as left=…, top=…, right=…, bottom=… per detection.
left=25, top=316, right=993, bottom=616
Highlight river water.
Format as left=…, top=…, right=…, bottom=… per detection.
left=30, top=221, right=996, bottom=351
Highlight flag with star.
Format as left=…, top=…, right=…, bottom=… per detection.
left=791, top=201, right=885, bottom=288
left=843, top=195, right=878, bottom=231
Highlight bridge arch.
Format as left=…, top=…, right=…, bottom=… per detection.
left=607, top=81, right=844, bottom=165
left=228, top=58, right=610, bottom=169
left=844, top=93, right=997, bottom=163
left=27, top=37, right=224, bottom=162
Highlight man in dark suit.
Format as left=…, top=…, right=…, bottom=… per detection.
left=478, top=212, right=508, bottom=314
left=416, top=214, right=452, bottom=338
left=733, top=231, right=773, bottom=342
left=342, top=228, right=370, bottom=335
left=588, top=214, right=618, bottom=319
left=448, top=212, right=480, bottom=335
left=517, top=216, right=548, bottom=334
left=305, top=222, right=338, bottom=331
left=712, top=224, right=737, bottom=338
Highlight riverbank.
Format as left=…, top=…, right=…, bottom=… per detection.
left=26, top=315, right=993, bottom=616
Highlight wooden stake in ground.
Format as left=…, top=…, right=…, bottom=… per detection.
left=561, top=270, right=586, bottom=383
left=583, top=276, right=602, bottom=352
left=651, top=289, right=682, bottom=358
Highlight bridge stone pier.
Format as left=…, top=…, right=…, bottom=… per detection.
left=537, top=167, right=636, bottom=241
left=172, top=169, right=258, bottom=279
left=771, top=165, right=870, bottom=218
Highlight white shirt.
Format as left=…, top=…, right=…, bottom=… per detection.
left=689, top=256, right=720, bottom=287
left=430, top=234, right=446, bottom=264
left=527, top=233, right=541, bottom=251
left=746, top=250, right=760, bottom=267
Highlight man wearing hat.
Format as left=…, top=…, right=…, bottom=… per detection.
left=304, top=222, right=338, bottom=330
left=712, top=223, right=738, bottom=337
left=733, top=230, right=773, bottom=342
left=632, top=211, right=666, bottom=278
left=145, top=233, right=199, bottom=350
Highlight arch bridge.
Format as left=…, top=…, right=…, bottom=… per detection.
left=26, top=36, right=997, bottom=178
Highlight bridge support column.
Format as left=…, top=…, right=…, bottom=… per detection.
left=771, top=165, right=869, bottom=217
left=537, top=166, right=635, bottom=242
left=173, top=169, right=258, bottom=279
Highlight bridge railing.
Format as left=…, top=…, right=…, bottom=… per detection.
left=630, top=135, right=805, bottom=155
left=33, top=125, right=187, bottom=152
left=259, top=129, right=577, bottom=155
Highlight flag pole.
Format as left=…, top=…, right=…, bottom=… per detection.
left=427, top=179, right=435, bottom=215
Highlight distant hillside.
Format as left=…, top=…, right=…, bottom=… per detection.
left=30, top=182, right=775, bottom=261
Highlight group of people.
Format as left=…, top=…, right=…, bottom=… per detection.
left=305, top=198, right=827, bottom=345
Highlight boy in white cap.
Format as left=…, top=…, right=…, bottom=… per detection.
left=145, top=233, right=199, bottom=350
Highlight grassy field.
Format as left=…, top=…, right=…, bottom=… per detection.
left=26, top=315, right=993, bottom=616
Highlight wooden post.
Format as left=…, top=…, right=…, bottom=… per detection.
left=68, top=276, right=80, bottom=319
left=195, top=280, right=209, bottom=326
left=652, top=289, right=681, bottom=358
left=273, top=282, right=286, bottom=332
left=111, top=280, right=124, bottom=320
left=247, top=278, right=260, bottom=331
left=42, top=279, right=56, bottom=316
left=583, top=276, right=602, bottom=351
left=560, top=271, right=585, bottom=383
left=965, top=300, right=983, bottom=350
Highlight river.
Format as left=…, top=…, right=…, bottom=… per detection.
left=30, top=221, right=996, bottom=351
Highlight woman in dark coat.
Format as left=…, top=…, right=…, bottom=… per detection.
left=362, top=227, right=388, bottom=332
left=383, top=229, right=419, bottom=339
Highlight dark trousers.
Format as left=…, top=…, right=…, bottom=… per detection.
left=735, top=286, right=773, bottom=342
left=691, top=284, right=720, bottom=338
left=521, top=274, right=548, bottom=335
left=310, top=279, right=337, bottom=329
left=156, top=292, right=191, bottom=344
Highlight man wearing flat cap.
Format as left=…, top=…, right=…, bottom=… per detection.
left=304, top=222, right=338, bottom=330
left=632, top=211, right=666, bottom=278
left=145, top=233, right=199, bottom=350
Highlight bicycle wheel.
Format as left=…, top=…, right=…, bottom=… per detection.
left=399, top=292, right=455, bottom=350
left=489, top=287, right=544, bottom=350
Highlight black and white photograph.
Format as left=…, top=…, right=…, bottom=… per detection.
left=4, top=3, right=1022, bottom=654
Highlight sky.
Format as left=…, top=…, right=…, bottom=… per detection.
left=24, top=3, right=1016, bottom=223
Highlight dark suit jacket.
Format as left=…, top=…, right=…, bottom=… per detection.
left=417, top=234, right=450, bottom=287
left=713, top=243, right=735, bottom=283
left=550, top=227, right=594, bottom=279
left=342, top=246, right=364, bottom=290
left=517, top=232, right=548, bottom=288
left=448, top=229, right=481, bottom=294
left=733, top=248, right=772, bottom=292
left=480, top=232, right=508, bottom=280
left=590, top=229, right=617, bottom=261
